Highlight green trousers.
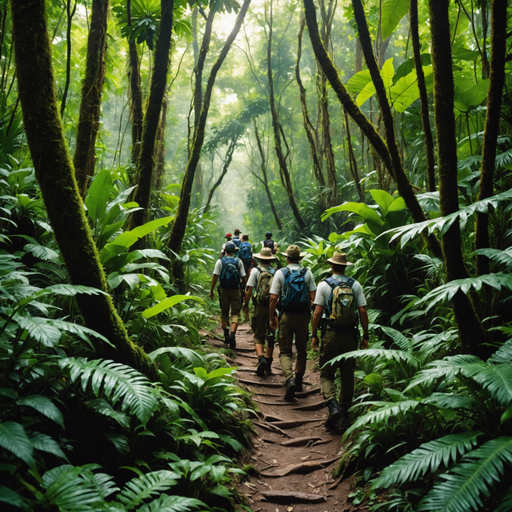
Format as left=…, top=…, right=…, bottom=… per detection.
left=251, top=302, right=275, bottom=347
left=219, top=287, right=241, bottom=326
left=277, top=311, right=310, bottom=382
left=320, top=328, right=358, bottom=407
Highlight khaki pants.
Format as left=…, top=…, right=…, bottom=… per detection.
left=219, top=287, right=241, bottom=326
left=251, top=302, right=275, bottom=347
left=277, top=311, right=310, bottom=382
left=320, top=328, right=358, bottom=407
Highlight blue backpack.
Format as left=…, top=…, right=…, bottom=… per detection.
left=232, top=237, right=241, bottom=248
left=238, top=241, right=252, bottom=262
left=280, top=267, right=309, bottom=313
left=220, top=257, right=241, bottom=289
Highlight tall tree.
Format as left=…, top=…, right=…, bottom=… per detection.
left=128, top=0, right=174, bottom=232
left=12, top=0, right=151, bottom=372
left=73, top=0, right=109, bottom=196
left=428, top=0, right=486, bottom=355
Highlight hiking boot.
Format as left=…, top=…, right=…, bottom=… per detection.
left=256, top=355, right=266, bottom=377
left=337, top=407, right=351, bottom=429
left=284, top=378, right=296, bottom=401
left=324, top=399, right=341, bottom=430
left=223, top=328, right=230, bottom=344
left=295, top=374, right=303, bottom=393
left=264, top=357, right=273, bottom=375
left=229, top=332, right=236, bottom=350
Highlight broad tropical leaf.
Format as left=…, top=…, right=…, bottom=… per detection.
left=17, top=395, right=64, bottom=427
left=491, top=340, right=512, bottom=364
left=148, top=346, right=205, bottom=367
left=372, top=431, right=482, bottom=488
left=369, top=189, right=395, bottom=214
left=0, top=421, right=35, bottom=468
left=14, top=314, right=61, bottom=346
left=474, top=248, right=512, bottom=269
left=85, top=168, right=112, bottom=227
left=60, top=359, right=158, bottom=425
left=29, top=431, right=68, bottom=459
left=381, top=0, right=409, bottom=40
left=381, top=326, right=411, bottom=351
left=138, top=494, right=205, bottom=512
left=346, top=69, right=372, bottom=94
left=0, top=485, right=27, bottom=508
left=23, top=243, right=59, bottom=261
left=418, top=437, right=512, bottom=512
left=142, top=294, right=204, bottom=319
left=325, top=348, right=419, bottom=370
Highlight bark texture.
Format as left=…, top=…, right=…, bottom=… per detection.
left=475, top=0, right=507, bottom=276
left=153, top=99, right=167, bottom=191
left=428, top=0, right=486, bottom=355
left=167, top=0, right=251, bottom=261
left=12, top=0, right=151, bottom=372
left=128, top=0, right=174, bottom=232
left=204, top=140, right=236, bottom=214
left=410, top=0, right=436, bottom=192
left=73, top=0, right=109, bottom=196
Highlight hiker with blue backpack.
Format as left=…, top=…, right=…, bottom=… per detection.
left=238, top=234, right=253, bottom=275
left=311, top=252, right=369, bottom=430
left=269, top=244, right=317, bottom=401
left=232, top=229, right=242, bottom=249
left=220, top=233, right=234, bottom=259
left=209, top=241, right=247, bottom=349
left=243, top=247, right=278, bottom=377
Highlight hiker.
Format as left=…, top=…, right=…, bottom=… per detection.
left=311, top=252, right=369, bottom=430
left=220, top=233, right=233, bottom=259
left=210, top=241, right=247, bottom=349
left=232, top=228, right=242, bottom=249
left=261, top=231, right=278, bottom=254
left=244, top=247, right=278, bottom=376
left=238, top=234, right=253, bottom=275
left=269, top=244, right=316, bottom=401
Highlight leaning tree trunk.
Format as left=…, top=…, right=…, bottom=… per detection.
left=167, top=0, right=251, bottom=270
left=128, top=0, right=174, bottom=232
left=73, top=0, right=109, bottom=197
left=428, top=0, right=486, bottom=355
left=475, top=0, right=507, bottom=277
left=204, top=140, right=236, bottom=214
left=410, top=0, right=436, bottom=193
left=11, top=0, right=151, bottom=373
left=267, top=0, right=306, bottom=230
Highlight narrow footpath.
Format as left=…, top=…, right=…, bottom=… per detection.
left=205, top=323, right=363, bottom=512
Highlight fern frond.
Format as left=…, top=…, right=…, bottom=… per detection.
left=474, top=248, right=512, bottom=270
left=459, top=362, right=512, bottom=407
left=148, top=347, right=205, bottom=368
left=325, top=349, right=419, bottom=369
left=372, top=431, right=482, bottom=488
left=491, top=340, right=512, bottom=364
left=418, top=437, right=512, bottom=512
left=496, top=484, right=512, bottom=512
left=117, top=470, right=180, bottom=509
left=60, top=358, right=158, bottom=425
left=422, top=392, right=476, bottom=410
left=381, top=326, right=412, bottom=351
left=138, top=495, right=205, bottom=512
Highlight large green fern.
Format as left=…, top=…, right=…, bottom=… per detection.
left=59, top=358, right=158, bottom=425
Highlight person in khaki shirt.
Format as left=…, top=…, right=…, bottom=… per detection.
left=269, top=244, right=316, bottom=401
left=311, top=252, right=369, bottom=430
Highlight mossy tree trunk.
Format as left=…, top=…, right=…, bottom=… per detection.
left=73, top=0, right=109, bottom=197
left=167, top=0, right=251, bottom=272
left=267, top=0, right=306, bottom=231
left=11, top=0, right=151, bottom=373
left=475, top=0, right=507, bottom=277
left=128, top=0, right=174, bottom=233
left=153, top=99, right=167, bottom=191
left=410, top=0, right=436, bottom=193
left=303, top=0, right=442, bottom=258
left=204, top=139, right=236, bottom=214
left=428, top=0, right=486, bottom=356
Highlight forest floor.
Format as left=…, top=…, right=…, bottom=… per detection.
left=204, top=322, right=366, bottom=512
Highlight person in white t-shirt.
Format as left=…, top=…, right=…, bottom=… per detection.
left=244, top=247, right=278, bottom=376
left=311, top=252, right=369, bottom=430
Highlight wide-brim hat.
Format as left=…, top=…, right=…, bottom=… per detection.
left=254, top=247, right=278, bottom=261
left=326, top=252, right=354, bottom=266
left=282, top=244, right=306, bottom=259
left=225, top=233, right=232, bottom=238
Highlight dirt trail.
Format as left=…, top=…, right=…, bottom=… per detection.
left=206, top=323, right=361, bottom=512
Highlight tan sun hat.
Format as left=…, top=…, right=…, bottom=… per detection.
left=326, top=252, right=354, bottom=266
left=282, top=244, right=306, bottom=259
left=254, top=247, right=278, bottom=261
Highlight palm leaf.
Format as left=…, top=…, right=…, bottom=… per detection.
left=47, top=319, right=112, bottom=346
left=474, top=248, right=512, bottom=270
left=325, top=348, right=419, bottom=370
left=381, top=326, right=412, bottom=351
left=29, top=431, right=68, bottom=460
left=87, top=399, right=131, bottom=428
left=422, top=392, right=476, bottom=410
left=0, top=485, right=27, bottom=508
left=17, top=394, right=64, bottom=427
left=418, top=437, right=512, bottom=512
left=138, top=495, right=205, bottom=512
left=14, top=314, right=61, bottom=347
left=117, top=470, right=180, bottom=509
left=45, top=284, right=109, bottom=297
left=0, top=421, right=35, bottom=468
left=148, top=347, right=205, bottom=367
left=23, top=243, right=60, bottom=262
left=459, top=362, right=512, bottom=407
left=496, top=485, right=512, bottom=512
left=372, top=431, right=482, bottom=489
left=60, top=358, right=158, bottom=426
left=491, top=340, right=512, bottom=364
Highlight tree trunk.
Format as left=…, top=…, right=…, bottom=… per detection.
left=167, top=0, right=251, bottom=264
left=254, top=120, right=283, bottom=230
left=303, top=0, right=442, bottom=258
left=296, top=14, right=326, bottom=211
left=428, top=0, right=486, bottom=355
left=73, top=0, right=109, bottom=197
left=475, top=0, right=507, bottom=277
left=410, top=0, right=436, bottom=193
left=11, top=0, right=151, bottom=373
left=128, top=0, right=174, bottom=232
left=344, top=109, right=364, bottom=202
left=60, top=0, right=76, bottom=117
left=128, top=0, right=143, bottom=165
left=267, top=0, right=306, bottom=230
left=153, top=99, right=167, bottom=191
left=204, top=140, right=236, bottom=214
